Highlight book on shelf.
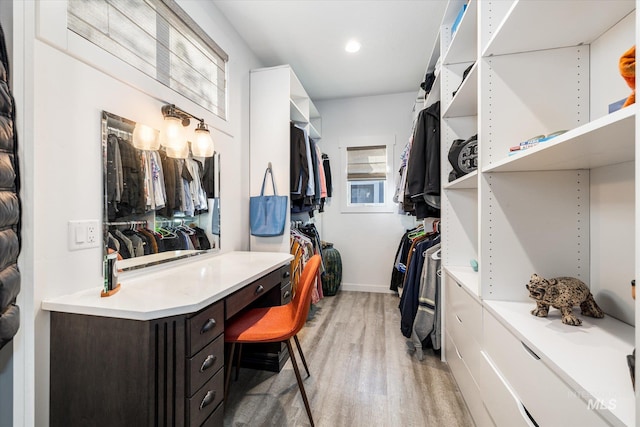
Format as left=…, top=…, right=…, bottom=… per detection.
left=508, top=130, right=568, bottom=155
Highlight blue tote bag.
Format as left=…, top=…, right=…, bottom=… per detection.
left=250, top=166, right=288, bottom=236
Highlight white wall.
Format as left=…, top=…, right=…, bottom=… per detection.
left=316, top=92, right=421, bottom=293
left=11, top=1, right=262, bottom=425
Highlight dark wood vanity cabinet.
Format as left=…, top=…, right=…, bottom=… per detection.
left=49, top=264, right=290, bottom=427
left=50, top=302, right=224, bottom=427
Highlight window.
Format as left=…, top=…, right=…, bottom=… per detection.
left=339, top=136, right=395, bottom=213
left=346, top=145, right=387, bottom=206
left=67, top=0, right=228, bottom=119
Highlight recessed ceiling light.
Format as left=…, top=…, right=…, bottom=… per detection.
left=345, top=39, right=361, bottom=53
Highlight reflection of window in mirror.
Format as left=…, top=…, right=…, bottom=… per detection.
left=102, top=111, right=220, bottom=271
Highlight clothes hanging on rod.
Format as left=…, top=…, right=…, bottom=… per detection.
left=321, top=153, right=332, bottom=198
left=106, top=219, right=211, bottom=259
left=393, top=223, right=442, bottom=358
left=290, top=123, right=331, bottom=215
left=290, top=221, right=324, bottom=305
left=409, top=241, right=442, bottom=360
left=106, top=129, right=210, bottom=221
left=394, top=101, right=441, bottom=219
left=389, top=223, right=425, bottom=292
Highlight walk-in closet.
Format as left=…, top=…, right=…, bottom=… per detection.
left=0, top=1, right=637, bottom=426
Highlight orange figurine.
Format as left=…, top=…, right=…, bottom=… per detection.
left=619, top=45, right=636, bottom=107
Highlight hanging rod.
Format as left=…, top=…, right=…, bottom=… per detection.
left=106, top=220, right=148, bottom=227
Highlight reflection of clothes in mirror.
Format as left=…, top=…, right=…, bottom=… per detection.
left=117, top=136, right=143, bottom=217
left=159, top=150, right=178, bottom=217
left=202, top=156, right=216, bottom=198
left=109, top=140, right=209, bottom=220
left=210, top=198, right=220, bottom=236
left=107, top=225, right=211, bottom=259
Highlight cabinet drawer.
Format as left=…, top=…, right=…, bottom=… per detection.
left=477, top=351, right=534, bottom=427
left=225, top=267, right=284, bottom=319
left=201, top=402, right=224, bottom=427
left=187, top=301, right=224, bottom=357
left=445, top=333, right=494, bottom=427
left=483, top=310, right=608, bottom=426
left=446, top=274, right=483, bottom=346
left=187, top=368, right=224, bottom=427
left=446, top=302, right=483, bottom=385
left=187, top=334, right=224, bottom=397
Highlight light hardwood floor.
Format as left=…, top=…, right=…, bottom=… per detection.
left=223, top=291, right=474, bottom=427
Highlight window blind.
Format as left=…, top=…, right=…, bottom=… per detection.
left=68, top=0, right=228, bottom=119
left=346, top=145, right=387, bottom=180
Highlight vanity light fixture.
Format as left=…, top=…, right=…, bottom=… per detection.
left=160, top=107, right=187, bottom=152
left=160, top=103, right=215, bottom=158
left=192, top=122, right=215, bottom=157
left=132, top=123, right=160, bottom=151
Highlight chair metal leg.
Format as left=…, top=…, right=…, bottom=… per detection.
left=224, top=342, right=236, bottom=402
left=235, top=343, right=243, bottom=381
left=293, top=334, right=310, bottom=378
left=286, top=339, right=314, bottom=427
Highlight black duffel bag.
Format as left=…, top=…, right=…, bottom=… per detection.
left=448, top=134, right=478, bottom=182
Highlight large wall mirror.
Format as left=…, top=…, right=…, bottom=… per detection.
left=102, top=111, right=220, bottom=271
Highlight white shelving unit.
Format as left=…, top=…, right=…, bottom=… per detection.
left=249, top=65, right=321, bottom=253
left=485, top=106, right=636, bottom=173
left=431, top=1, right=638, bottom=426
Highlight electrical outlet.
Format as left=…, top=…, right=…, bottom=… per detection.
left=87, top=221, right=99, bottom=243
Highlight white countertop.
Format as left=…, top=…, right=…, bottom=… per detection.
left=41, top=251, right=293, bottom=321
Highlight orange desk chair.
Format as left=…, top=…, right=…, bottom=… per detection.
left=224, top=255, right=321, bottom=426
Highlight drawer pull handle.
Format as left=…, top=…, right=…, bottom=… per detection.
left=521, top=341, right=540, bottom=360
left=521, top=403, right=539, bottom=427
left=455, top=314, right=462, bottom=324
left=255, top=285, right=265, bottom=295
left=200, top=355, right=217, bottom=372
left=282, top=271, right=291, bottom=278
left=456, top=282, right=462, bottom=288
left=200, top=318, right=217, bottom=334
left=455, top=347, right=463, bottom=360
left=283, top=290, right=291, bottom=300
left=199, top=390, right=216, bottom=411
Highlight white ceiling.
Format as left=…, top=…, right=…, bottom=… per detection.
left=212, top=0, right=447, bottom=101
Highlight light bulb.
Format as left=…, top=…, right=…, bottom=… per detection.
left=191, top=126, right=214, bottom=157
left=345, top=39, right=361, bottom=53
left=160, top=115, right=186, bottom=150
left=132, top=123, right=159, bottom=150
left=165, top=141, right=189, bottom=159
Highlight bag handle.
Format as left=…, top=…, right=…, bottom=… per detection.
left=260, top=163, right=278, bottom=196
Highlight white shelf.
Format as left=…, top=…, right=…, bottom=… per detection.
left=309, top=100, right=320, bottom=119
left=444, top=170, right=477, bottom=189
left=290, top=98, right=308, bottom=124
left=443, top=62, right=478, bottom=118
left=424, top=72, right=441, bottom=108
left=442, top=0, right=477, bottom=65
left=483, top=0, right=635, bottom=57
left=444, top=265, right=480, bottom=297
left=484, top=300, right=635, bottom=427
left=309, top=123, right=321, bottom=139
left=484, top=106, right=636, bottom=173
left=426, top=32, right=441, bottom=74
